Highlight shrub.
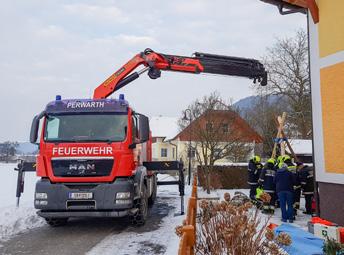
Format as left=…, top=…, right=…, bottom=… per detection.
left=195, top=193, right=291, bottom=255
left=323, top=237, right=344, bottom=255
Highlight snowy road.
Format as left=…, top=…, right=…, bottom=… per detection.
left=0, top=196, right=180, bottom=255
left=0, top=164, right=184, bottom=255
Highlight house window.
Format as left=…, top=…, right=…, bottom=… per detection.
left=214, top=148, right=222, bottom=157
left=172, top=148, right=175, bottom=159
left=206, top=122, right=213, bottom=131
left=161, top=148, right=168, bottom=157
left=222, top=123, right=229, bottom=133
left=188, top=147, right=196, bottom=158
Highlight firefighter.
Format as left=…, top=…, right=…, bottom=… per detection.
left=258, top=158, right=276, bottom=214
left=298, top=163, right=314, bottom=215
left=274, top=163, right=295, bottom=223
left=276, top=155, right=284, bottom=169
left=247, top=155, right=263, bottom=200
left=274, top=155, right=284, bottom=209
left=284, top=155, right=301, bottom=218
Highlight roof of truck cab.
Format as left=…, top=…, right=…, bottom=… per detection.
left=45, top=98, right=129, bottom=114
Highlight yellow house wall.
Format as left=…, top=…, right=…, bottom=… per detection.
left=320, top=62, right=344, bottom=174
left=309, top=0, right=344, bottom=183
left=158, top=139, right=254, bottom=168
left=318, top=0, right=344, bottom=58
left=152, top=138, right=177, bottom=161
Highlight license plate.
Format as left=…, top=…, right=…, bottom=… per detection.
left=69, top=192, right=93, bottom=199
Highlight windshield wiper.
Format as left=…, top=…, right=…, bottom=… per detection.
left=46, top=138, right=119, bottom=144
left=91, top=139, right=115, bottom=144
left=46, top=139, right=79, bottom=144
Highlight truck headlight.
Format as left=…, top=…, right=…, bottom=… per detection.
left=35, top=192, right=48, bottom=199
left=116, top=192, right=130, bottom=199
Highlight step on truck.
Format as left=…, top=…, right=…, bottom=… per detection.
left=26, top=48, right=267, bottom=226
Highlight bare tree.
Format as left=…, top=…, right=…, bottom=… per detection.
left=260, top=29, right=311, bottom=138
left=243, top=94, right=288, bottom=157
left=179, top=92, right=253, bottom=194
left=0, top=141, right=19, bottom=163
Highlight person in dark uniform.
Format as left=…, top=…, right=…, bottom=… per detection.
left=247, top=156, right=263, bottom=200
left=274, top=163, right=295, bottom=223
left=274, top=155, right=284, bottom=209
left=284, top=155, right=301, bottom=218
left=298, top=163, right=314, bottom=215
left=258, top=158, right=276, bottom=214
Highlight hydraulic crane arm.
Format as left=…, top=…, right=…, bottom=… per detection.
left=93, top=48, right=268, bottom=99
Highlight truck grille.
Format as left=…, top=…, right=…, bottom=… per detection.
left=66, top=200, right=96, bottom=210
left=51, top=158, right=114, bottom=177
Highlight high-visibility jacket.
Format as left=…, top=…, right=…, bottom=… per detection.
left=299, top=165, right=314, bottom=195
left=247, top=160, right=263, bottom=185
left=258, top=162, right=276, bottom=193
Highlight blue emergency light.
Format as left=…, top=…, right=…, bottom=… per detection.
left=119, top=94, right=125, bottom=100
left=56, top=95, right=62, bottom=101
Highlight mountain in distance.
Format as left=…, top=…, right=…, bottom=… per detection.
left=234, top=95, right=284, bottom=112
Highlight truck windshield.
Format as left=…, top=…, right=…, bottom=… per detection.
left=44, top=114, right=128, bottom=142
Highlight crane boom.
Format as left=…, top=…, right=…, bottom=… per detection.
left=93, top=48, right=267, bottom=99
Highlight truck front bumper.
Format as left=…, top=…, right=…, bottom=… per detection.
left=37, top=208, right=138, bottom=218
left=34, top=178, right=137, bottom=218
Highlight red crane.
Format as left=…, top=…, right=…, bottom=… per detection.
left=93, top=48, right=267, bottom=99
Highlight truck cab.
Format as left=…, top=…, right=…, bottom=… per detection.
left=30, top=95, right=156, bottom=226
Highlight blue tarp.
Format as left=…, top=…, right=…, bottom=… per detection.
left=275, top=224, right=324, bottom=255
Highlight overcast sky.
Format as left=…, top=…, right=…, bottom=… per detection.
left=0, top=0, right=306, bottom=141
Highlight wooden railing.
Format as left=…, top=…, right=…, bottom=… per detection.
left=178, top=175, right=197, bottom=255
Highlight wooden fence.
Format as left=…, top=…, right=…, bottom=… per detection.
left=178, top=175, right=197, bottom=255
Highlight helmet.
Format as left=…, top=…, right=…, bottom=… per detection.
left=275, top=156, right=282, bottom=165
left=252, top=155, right=261, bottom=163
left=267, top=158, right=276, bottom=164
left=282, top=155, right=291, bottom=161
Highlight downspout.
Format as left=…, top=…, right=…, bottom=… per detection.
left=168, top=140, right=178, bottom=161
left=306, top=11, right=320, bottom=216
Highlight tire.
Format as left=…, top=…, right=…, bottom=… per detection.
left=45, top=217, right=68, bottom=227
left=130, top=185, right=148, bottom=226
left=148, top=175, right=157, bottom=207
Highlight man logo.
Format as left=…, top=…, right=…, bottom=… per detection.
left=69, top=163, right=96, bottom=171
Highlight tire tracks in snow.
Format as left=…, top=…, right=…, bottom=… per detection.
left=0, top=196, right=179, bottom=255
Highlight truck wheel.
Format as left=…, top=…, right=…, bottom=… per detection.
left=45, top=218, right=68, bottom=227
left=131, top=185, right=148, bottom=226
left=148, top=176, right=157, bottom=207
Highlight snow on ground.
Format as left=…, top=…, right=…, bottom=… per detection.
left=87, top=174, right=190, bottom=255
left=0, top=163, right=311, bottom=253
left=0, top=163, right=45, bottom=241
left=87, top=183, right=311, bottom=255
left=0, top=204, right=45, bottom=242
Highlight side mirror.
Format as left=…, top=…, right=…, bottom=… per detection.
left=138, top=114, right=150, bottom=143
left=30, top=111, right=45, bottom=144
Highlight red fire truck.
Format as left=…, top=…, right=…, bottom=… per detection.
left=26, top=49, right=267, bottom=226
